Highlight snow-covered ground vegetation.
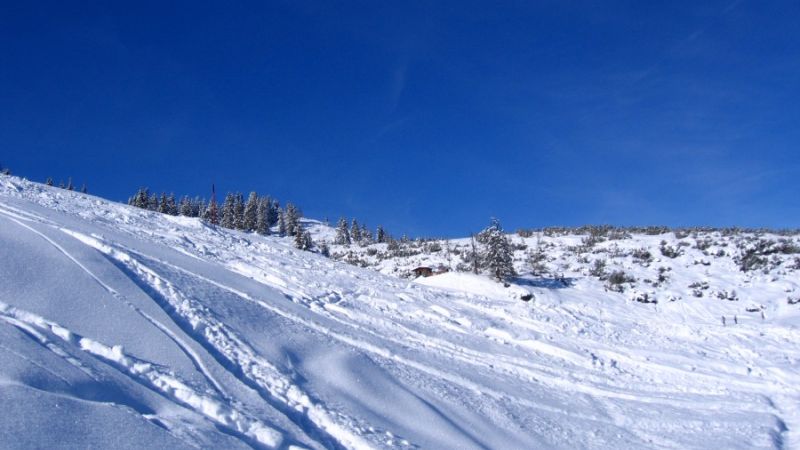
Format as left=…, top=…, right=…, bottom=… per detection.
left=1, top=174, right=799, bottom=449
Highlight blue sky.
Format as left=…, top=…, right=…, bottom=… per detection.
left=1, top=1, right=798, bottom=237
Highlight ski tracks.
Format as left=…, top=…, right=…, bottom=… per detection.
left=64, top=230, right=379, bottom=450
left=0, top=301, right=284, bottom=449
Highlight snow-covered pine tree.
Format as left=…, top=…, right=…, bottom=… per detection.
left=376, top=225, right=386, bottom=243
left=220, top=193, right=236, bottom=228
left=158, top=193, right=169, bottom=214
left=179, top=196, right=193, bottom=216
left=479, top=218, right=516, bottom=281
left=167, top=194, right=178, bottom=215
left=195, top=198, right=206, bottom=218
left=360, top=224, right=371, bottom=244
left=293, top=227, right=303, bottom=249
left=335, top=217, right=351, bottom=245
left=243, top=192, right=259, bottom=232
left=148, top=193, right=159, bottom=211
left=319, top=241, right=330, bottom=257
left=277, top=208, right=286, bottom=236
left=255, top=197, right=269, bottom=235
left=129, top=188, right=142, bottom=208
left=233, top=193, right=245, bottom=230
left=351, top=219, right=361, bottom=243
left=80, top=183, right=88, bottom=194
left=293, top=228, right=313, bottom=251
left=266, top=198, right=279, bottom=228
left=45, top=177, right=54, bottom=186
left=66, top=178, right=74, bottom=191
left=284, top=203, right=300, bottom=237
left=207, top=184, right=219, bottom=225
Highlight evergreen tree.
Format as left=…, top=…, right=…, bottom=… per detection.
left=243, top=192, right=259, bottom=231
left=131, top=188, right=149, bottom=208
left=167, top=193, right=178, bottom=215
left=376, top=225, right=386, bottom=243
left=159, top=193, right=169, bottom=214
left=233, top=193, right=245, bottom=229
left=284, top=203, right=300, bottom=237
left=266, top=198, right=279, bottom=227
left=45, top=177, right=54, bottom=186
left=277, top=208, right=287, bottom=236
left=196, top=198, right=206, bottom=219
left=479, top=218, right=516, bottom=281
left=207, top=184, right=219, bottom=225
left=66, top=178, right=74, bottom=191
left=80, top=183, right=88, bottom=194
left=0, top=164, right=10, bottom=175
left=335, top=217, right=351, bottom=245
left=58, top=180, right=65, bottom=189
left=302, top=230, right=313, bottom=250
left=148, top=193, right=159, bottom=211
left=360, top=224, right=371, bottom=244
left=221, top=193, right=236, bottom=228
left=351, top=219, right=361, bottom=243
left=256, top=197, right=270, bottom=235
left=179, top=196, right=193, bottom=216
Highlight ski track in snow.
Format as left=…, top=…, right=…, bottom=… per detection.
left=0, top=301, right=285, bottom=449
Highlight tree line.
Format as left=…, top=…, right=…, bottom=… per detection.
left=127, top=187, right=314, bottom=251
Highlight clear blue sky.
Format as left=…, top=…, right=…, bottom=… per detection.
left=1, top=1, right=798, bottom=237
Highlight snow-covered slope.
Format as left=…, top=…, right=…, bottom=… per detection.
left=1, top=175, right=798, bottom=449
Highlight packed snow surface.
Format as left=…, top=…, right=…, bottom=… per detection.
left=0, top=175, right=798, bottom=449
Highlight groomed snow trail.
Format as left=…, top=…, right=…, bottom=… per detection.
left=1, top=175, right=799, bottom=449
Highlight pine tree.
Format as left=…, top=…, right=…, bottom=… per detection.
left=360, top=224, right=371, bottom=244
left=66, top=178, right=74, bottom=191
left=335, top=217, right=351, bottom=245
left=479, top=218, right=516, bottom=281
left=167, top=193, right=178, bottom=215
left=233, top=193, right=245, bottom=229
left=221, top=193, right=236, bottom=228
left=256, top=197, right=270, bottom=235
left=243, top=192, right=259, bottom=232
left=320, top=241, right=330, bottom=257
left=80, top=183, right=88, bottom=194
left=277, top=208, right=287, bottom=236
left=470, top=234, right=480, bottom=274
left=376, top=225, right=386, bottom=243
left=284, top=203, right=300, bottom=237
left=45, top=177, right=54, bottom=186
left=196, top=198, right=206, bottom=219
left=266, top=198, right=279, bottom=228
left=351, top=219, right=361, bottom=243
left=206, top=184, right=219, bottom=225
left=179, top=196, right=193, bottom=216
left=131, top=188, right=149, bottom=208
left=159, top=193, right=169, bottom=214
left=148, top=193, right=159, bottom=211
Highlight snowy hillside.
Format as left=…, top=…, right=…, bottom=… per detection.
left=1, top=175, right=799, bottom=449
